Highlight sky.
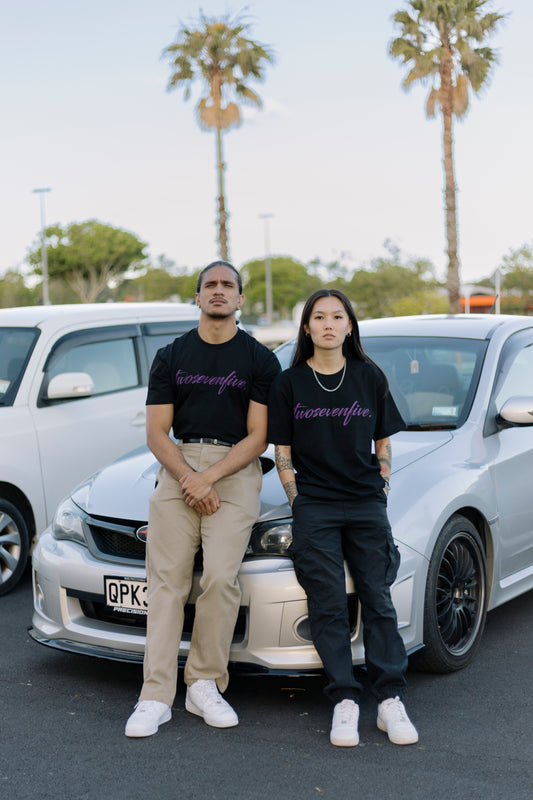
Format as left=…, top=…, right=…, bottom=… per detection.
left=1, top=0, right=532, bottom=289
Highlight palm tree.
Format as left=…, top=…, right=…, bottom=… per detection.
left=390, top=1, right=505, bottom=312
left=163, top=12, right=273, bottom=261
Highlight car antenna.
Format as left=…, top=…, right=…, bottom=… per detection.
left=489, top=294, right=500, bottom=314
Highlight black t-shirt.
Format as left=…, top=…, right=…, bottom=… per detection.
left=268, top=359, right=405, bottom=501
left=147, top=327, right=281, bottom=444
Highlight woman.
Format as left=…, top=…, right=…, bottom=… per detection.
left=268, top=289, right=418, bottom=747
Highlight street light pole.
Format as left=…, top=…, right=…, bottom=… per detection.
left=33, top=187, right=51, bottom=305
left=259, top=213, right=274, bottom=325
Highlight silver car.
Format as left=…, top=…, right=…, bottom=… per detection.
left=29, top=314, right=533, bottom=674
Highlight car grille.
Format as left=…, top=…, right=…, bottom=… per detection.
left=85, top=518, right=146, bottom=562
left=85, top=516, right=206, bottom=569
left=89, top=523, right=145, bottom=560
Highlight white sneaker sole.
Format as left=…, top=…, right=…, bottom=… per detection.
left=377, top=717, right=418, bottom=745
left=185, top=696, right=238, bottom=728
left=125, top=707, right=172, bottom=738
left=330, top=732, right=359, bottom=747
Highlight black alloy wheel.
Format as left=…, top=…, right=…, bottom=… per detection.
left=416, top=514, right=488, bottom=673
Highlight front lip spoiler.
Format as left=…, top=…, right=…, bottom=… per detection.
left=26, top=626, right=325, bottom=676
left=28, top=626, right=425, bottom=675
left=27, top=626, right=145, bottom=664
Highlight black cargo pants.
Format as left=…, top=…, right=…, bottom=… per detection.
left=290, top=494, right=408, bottom=704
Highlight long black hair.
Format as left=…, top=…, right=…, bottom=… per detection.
left=291, top=289, right=389, bottom=388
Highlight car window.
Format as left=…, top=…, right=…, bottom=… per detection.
left=362, top=336, right=486, bottom=428
left=47, top=337, right=139, bottom=396
left=144, top=332, right=192, bottom=365
left=141, top=321, right=200, bottom=366
left=494, top=343, right=533, bottom=409
left=0, top=327, right=40, bottom=406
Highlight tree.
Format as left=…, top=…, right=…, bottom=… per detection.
left=389, top=287, right=449, bottom=316
left=118, top=265, right=199, bottom=303
left=163, top=12, right=273, bottom=260
left=499, top=242, right=533, bottom=314
left=308, top=253, right=355, bottom=293
left=0, top=270, right=38, bottom=308
left=240, top=257, right=322, bottom=322
left=390, top=0, right=505, bottom=312
left=27, top=220, right=148, bottom=303
left=348, top=244, right=443, bottom=319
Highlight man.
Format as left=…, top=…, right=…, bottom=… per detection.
left=125, top=260, right=280, bottom=737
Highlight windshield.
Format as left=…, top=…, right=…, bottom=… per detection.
left=0, top=327, right=40, bottom=406
left=364, top=336, right=486, bottom=429
left=275, top=335, right=487, bottom=430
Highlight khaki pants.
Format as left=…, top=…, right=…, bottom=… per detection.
left=139, top=443, right=262, bottom=706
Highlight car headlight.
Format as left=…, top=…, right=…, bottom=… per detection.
left=52, top=497, right=88, bottom=547
left=246, top=519, right=293, bottom=556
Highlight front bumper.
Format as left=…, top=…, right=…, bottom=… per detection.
left=30, top=529, right=423, bottom=672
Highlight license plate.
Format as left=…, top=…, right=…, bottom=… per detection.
left=104, top=576, right=147, bottom=615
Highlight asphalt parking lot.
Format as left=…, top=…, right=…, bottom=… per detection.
left=2, top=571, right=533, bottom=800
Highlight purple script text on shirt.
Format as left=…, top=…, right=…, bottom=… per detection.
left=175, top=369, right=247, bottom=395
left=293, top=401, right=372, bottom=426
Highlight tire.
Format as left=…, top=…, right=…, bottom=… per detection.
left=0, top=499, right=31, bottom=596
left=416, top=515, right=488, bottom=673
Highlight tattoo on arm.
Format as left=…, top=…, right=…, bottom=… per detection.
left=275, top=446, right=293, bottom=473
left=283, top=480, right=298, bottom=507
left=375, top=438, right=392, bottom=489
left=275, top=446, right=298, bottom=505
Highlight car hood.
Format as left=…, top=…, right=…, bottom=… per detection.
left=73, top=432, right=452, bottom=525
left=258, top=430, right=453, bottom=521
left=73, top=446, right=160, bottom=522
left=389, top=429, right=453, bottom=473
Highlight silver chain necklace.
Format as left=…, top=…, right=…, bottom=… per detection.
left=310, top=359, right=347, bottom=392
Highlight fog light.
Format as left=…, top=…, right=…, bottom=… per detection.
left=35, top=582, right=44, bottom=613
left=295, top=616, right=313, bottom=642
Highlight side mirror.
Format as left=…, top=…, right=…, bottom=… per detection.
left=498, top=396, right=533, bottom=426
left=47, top=372, right=95, bottom=400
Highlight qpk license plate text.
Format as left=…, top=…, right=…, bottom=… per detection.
left=104, top=577, right=147, bottom=615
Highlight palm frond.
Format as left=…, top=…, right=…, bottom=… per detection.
left=235, top=86, right=262, bottom=107
left=452, top=74, right=469, bottom=117
left=197, top=98, right=241, bottom=132
left=465, top=51, right=493, bottom=92
left=389, top=37, right=419, bottom=62
left=392, top=9, right=420, bottom=38
left=425, top=86, right=441, bottom=117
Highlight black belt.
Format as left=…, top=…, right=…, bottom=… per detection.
left=179, top=437, right=234, bottom=447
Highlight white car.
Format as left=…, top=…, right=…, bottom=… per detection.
left=0, top=302, right=200, bottom=594
left=29, top=314, right=533, bottom=673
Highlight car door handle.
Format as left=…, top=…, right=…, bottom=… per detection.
left=130, top=412, right=146, bottom=427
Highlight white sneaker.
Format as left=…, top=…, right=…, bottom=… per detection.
left=125, top=700, right=171, bottom=737
left=377, top=697, right=418, bottom=745
left=330, top=699, right=359, bottom=747
left=185, top=679, right=238, bottom=728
